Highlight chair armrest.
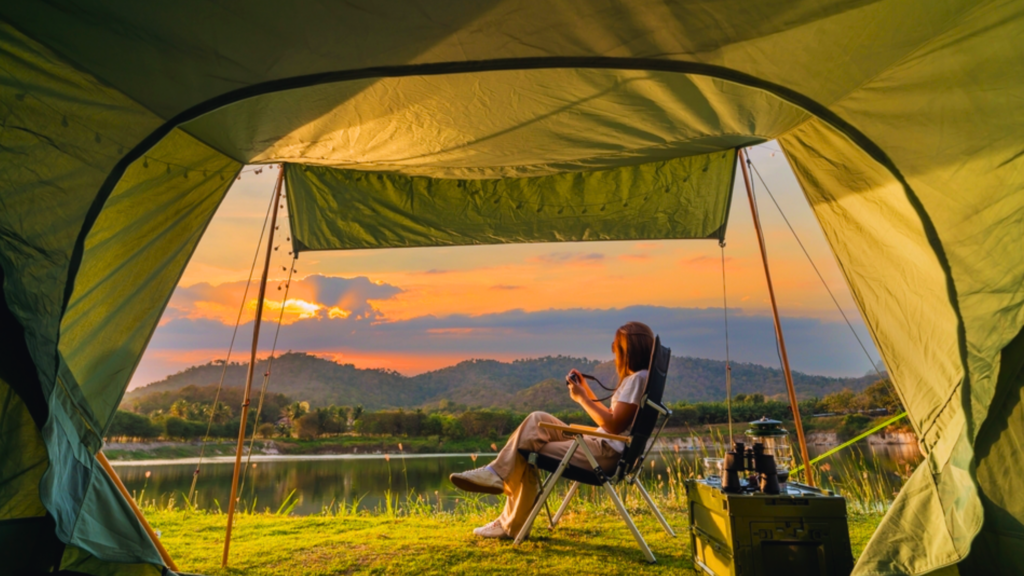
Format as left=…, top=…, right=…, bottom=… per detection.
left=645, top=398, right=670, bottom=416
left=538, top=422, right=630, bottom=444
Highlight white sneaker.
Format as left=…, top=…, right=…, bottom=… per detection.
left=449, top=466, right=504, bottom=495
left=473, top=518, right=511, bottom=539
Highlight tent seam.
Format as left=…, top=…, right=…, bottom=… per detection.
left=54, top=56, right=940, bottom=322
left=253, top=132, right=772, bottom=176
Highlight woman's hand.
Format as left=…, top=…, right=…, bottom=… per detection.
left=566, top=368, right=630, bottom=432
left=566, top=370, right=589, bottom=404
left=567, top=369, right=598, bottom=402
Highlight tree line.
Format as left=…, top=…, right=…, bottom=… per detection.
left=107, top=379, right=900, bottom=442
left=662, top=380, right=901, bottom=427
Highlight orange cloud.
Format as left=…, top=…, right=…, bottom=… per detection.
left=618, top=254, right=650, bottom=262
left=528, top=252, right=605, bottom=266
left=166, top=275, right=402, bottom=326
left=258, top=298, right=323, bottom=320
left=328, top=307, right=352, bottom=319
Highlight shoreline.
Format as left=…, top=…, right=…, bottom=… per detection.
left=108, top=452, right=499, bottom=466
left=105, top=430, right=919, bottom=464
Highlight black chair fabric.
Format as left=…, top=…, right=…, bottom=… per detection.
left=519, top=336, right=671, bottom=486
left=619, top=336, right=670, bottom=475
left=517, top=449, right=607, bottom=485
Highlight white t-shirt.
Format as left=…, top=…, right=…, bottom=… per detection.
left=596, top=369, right=647, bottom=454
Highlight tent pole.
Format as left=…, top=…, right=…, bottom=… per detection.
left=222, top=166, right=285, bottom=567
left=96, top=452, right=178, bottom=570
left=738, top=148, right=815, bottom=488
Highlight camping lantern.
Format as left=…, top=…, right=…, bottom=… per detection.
left=745, top=417, right=793, bottom=487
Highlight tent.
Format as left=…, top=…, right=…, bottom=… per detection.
left=0, top=1, right=1022, bottom=574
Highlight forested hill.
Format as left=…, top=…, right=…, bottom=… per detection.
left=124, top=352, right=878, bottom=411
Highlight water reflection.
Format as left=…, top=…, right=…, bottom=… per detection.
left=115, top=454, right=499, bottom=515
left=113, top=442, right=922, bottom=516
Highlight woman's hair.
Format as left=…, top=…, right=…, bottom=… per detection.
left=613, top=321, right=655, bottom=383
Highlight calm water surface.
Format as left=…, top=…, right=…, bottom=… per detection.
left=113, top=443, right=922, bottom=515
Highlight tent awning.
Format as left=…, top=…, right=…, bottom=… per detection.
left=285, top=151, right=737, bottom=254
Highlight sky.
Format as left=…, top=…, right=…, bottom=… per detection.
left=131, top=143, right=882, bottom=389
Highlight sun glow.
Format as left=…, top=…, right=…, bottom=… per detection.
left=256, top=298, right=323, bottom=320
left=328, top=307, right=352, bottom=319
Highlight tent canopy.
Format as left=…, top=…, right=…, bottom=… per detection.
left=1, top=1, right=1023, bottom=574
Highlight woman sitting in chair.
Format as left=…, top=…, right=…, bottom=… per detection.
left=449, top=321, right=655, bottom=539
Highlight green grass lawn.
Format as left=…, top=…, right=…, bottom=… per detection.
left=148, top=507, right=882, bottom=575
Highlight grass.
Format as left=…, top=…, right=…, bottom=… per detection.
left=104, top=443, right=235, bottom=461
left=133, top=435, right=906, bottom=573
left=148, top=505, right=882, bottom=575
left=143, top=445, right=888, bottom=576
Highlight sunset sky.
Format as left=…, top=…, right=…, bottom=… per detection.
left=132, top=143, right=882, bottom=389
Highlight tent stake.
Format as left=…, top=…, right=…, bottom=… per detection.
left=222, top=167, right=285, bottom=567
left=738, top=148, right=815, bottom=487
left=96, top=452, right=178, bottom=571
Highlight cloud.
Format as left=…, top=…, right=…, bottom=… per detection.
left=618, top=254, right=650, bottom=262
left=633, top=242, right=662, bottom=250
left=489, top=284, right=523, bottom=291
left=531, top=252, right=605, bottom=265
left=139, top=304, right=881, bottom=387
left=166, top=275, right=402, bottom=325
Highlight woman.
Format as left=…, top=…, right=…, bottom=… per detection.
left=449, top=321, right=655, bottom=539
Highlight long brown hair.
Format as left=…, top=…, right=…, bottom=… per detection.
left=613, top=322, right=655, bottom=384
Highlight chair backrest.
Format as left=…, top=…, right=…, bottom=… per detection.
left=617, top=335, right=670, bottom=476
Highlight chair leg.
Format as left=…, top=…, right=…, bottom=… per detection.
left=575, top=440, right=656, bottom=563
left=514, top=440, right=578, bottom=545
left=602, top=482, right=656, bottom=563
left=631, top=476, right=676, bottom=537
left=551, top=481, right=579, bottom=527
left=531, top=466, right=556, bottom=528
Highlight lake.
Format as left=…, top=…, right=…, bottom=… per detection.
left=112, top=442, right=922, bottom=515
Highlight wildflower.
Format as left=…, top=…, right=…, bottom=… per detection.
left=491, top=443, right=498, bottom=452
left=145, top=471, right=151, bottom=479
left=471, top=454, right=478, bottom=462
left=252, top=463, right=257, bottom=468
left=385, top=454, right=391, bottom=462
left=398, top=443, right=404, bottom=451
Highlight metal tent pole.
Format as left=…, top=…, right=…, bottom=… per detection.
left=738, top=148, right=815, bottom=487
left=222, top=167, right=285, bottom=567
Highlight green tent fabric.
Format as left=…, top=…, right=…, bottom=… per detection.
left=1, top=1, right=1022, bottom=574
left=284, top=152, right=738, bottom=253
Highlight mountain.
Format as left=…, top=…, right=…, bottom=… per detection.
left=125, top=352, right=879, bottom=413
left=511, top=378, right=580, bottom=412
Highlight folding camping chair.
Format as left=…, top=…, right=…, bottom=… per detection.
left=513, top=336, right=675, bottom=563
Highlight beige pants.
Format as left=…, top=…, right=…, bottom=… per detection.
left=488, top=411, right=621, bottom=537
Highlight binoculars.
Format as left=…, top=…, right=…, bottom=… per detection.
left=721, top=442, right=781, bottom=495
